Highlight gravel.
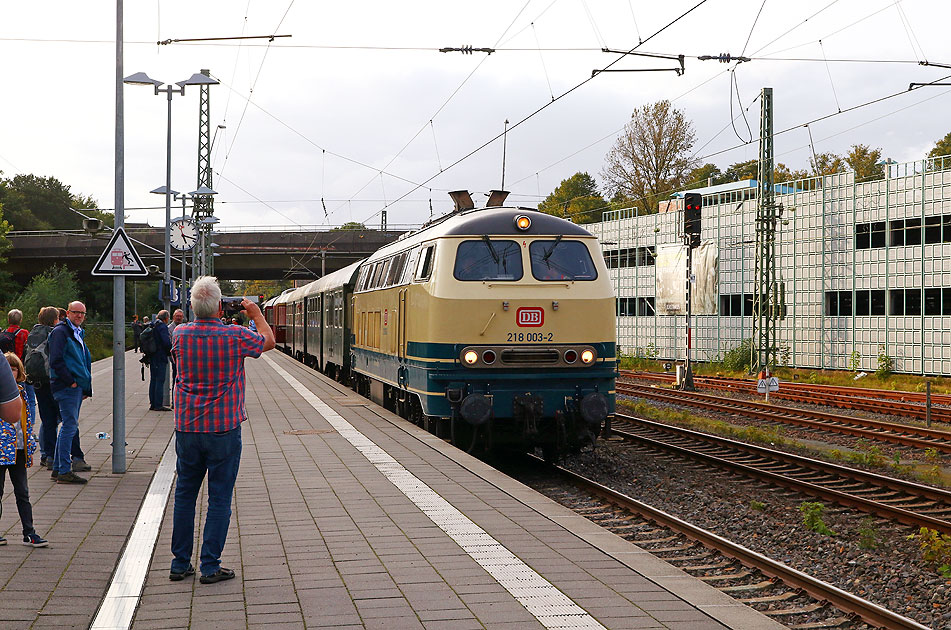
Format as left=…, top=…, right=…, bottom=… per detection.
left=559, top=420, right=951, bottom=629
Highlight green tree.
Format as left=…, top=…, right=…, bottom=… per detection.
left=928, top=132, right=951, bottom=159
left=537, top=172, right=607, bottom=223
left=686, top=163, right=723, bottom=189
left=4, top=265, right=79, bottom=329
left=846, top=144, right=883, bottom=182
left=722, top=159, right=758, bottom=182
left=601, top=100, right=698, bottom=215
left=0, top=173, right=107, bottom=231
left=236, top=279, right=295, bottom=299
left=334, top=222, right=367, bottom=231
left=775, top=162, right=810, bottom=183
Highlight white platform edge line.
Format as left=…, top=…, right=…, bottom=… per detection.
left=89, top=435, right=177, bottom=630
left=264, top=354, right=607, bottom=630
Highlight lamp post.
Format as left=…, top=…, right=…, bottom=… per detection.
left=124, top=71, right=219, bottom=320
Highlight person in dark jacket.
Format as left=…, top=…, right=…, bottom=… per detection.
left=132, top=316, right=143, bottom=353
left=30, top=306, right=86, bottom=470
left=149, top=310, right=173, bottom=411
left=48, top=301, right=92, bottom=484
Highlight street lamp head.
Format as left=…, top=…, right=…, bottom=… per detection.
left=177, top=73, right=220, bottom=88
left=150, top=185, right=180, bottom=196
left=123, top=72, right=163, bottom=87
left=189, top=186, right=218, bottom=197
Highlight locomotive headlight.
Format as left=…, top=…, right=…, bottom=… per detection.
left=514, top=215, right=531, bottom=230
left=563, top=349, right=578, bottom=364
left=580, top=349, right=595, bottom=364
left=463, top=350, right=479, bottom=365
left=482, top=350, right=497, bottom=364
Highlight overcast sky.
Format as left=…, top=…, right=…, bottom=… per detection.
left=1, top=0, right=949, bottom=231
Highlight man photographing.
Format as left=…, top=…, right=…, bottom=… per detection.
left=168, top=276, right=274, bottom=584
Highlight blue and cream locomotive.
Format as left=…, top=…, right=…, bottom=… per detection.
left=267, top=190, right=616, bottom=458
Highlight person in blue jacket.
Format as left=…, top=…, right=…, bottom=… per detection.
left=48, top=301, right=92, bottom=484
left=149, top=310, right=173, bottom=411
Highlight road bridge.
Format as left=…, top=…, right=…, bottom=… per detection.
left=4, top=226, right=405, bottom=282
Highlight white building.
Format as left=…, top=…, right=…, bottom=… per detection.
left=589, top=155, right=951, bottom=375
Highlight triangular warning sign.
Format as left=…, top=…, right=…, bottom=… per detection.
left=91, top=228, right=149, bottom=276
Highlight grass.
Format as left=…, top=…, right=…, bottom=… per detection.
left=618, top=355, right=951, bottom=396
left=617, top=398, right=951, bottom=488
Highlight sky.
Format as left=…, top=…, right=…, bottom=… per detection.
left=1, top=0, right=949, bottom=232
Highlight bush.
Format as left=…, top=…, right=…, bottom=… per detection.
left=722, top=338, right=754, bottom=372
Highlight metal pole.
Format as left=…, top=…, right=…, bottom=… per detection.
left=926, top=381, right=932, bottom=428
left=681, top=236, right=695, bottom=390
left=501, top=119, right=509, bottom=190
left=112, top=0, right=127, bottom=473
left=163, top=87, right=173, bottom=408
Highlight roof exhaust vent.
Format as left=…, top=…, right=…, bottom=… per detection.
left=449, top=190, right=475, bottom=212
left=485, top=190, right=510, bottom=207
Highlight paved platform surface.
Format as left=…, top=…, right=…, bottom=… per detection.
left=0, top=350, right=784, bottom=630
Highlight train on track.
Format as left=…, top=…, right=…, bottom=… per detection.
left=263, top=190, right=617, bottom=459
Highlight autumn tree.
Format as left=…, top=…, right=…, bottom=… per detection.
left=601, top=100, right=698, bottom=215
left=537, top=172, right=607, bottom=223
left=237, top=279, right=295, bottom=300
left=810, top=152, right=846, bottom=176
left=845, top=144, right=883, bottom=181
left=928, top=132, right=951, bottom=159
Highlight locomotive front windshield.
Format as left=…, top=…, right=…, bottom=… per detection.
left=529, top=239, right=598, bottom=281
left=454, top=239, right=523, bottom=281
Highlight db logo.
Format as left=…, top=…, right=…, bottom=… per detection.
left=516, top=307, right=544, bottom=327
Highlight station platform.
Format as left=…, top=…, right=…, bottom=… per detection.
left=0, top=350, right=784, bottom=630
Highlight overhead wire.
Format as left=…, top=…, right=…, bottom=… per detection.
left=328, top=0, right=534, bottom=221
left=355, top=0, right=711, bottom=226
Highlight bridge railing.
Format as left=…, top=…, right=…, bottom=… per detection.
left=7, top=225, right=417, bottom=237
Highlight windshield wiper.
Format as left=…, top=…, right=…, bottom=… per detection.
left=481, top=234, right=500, bottom=264
left=542, top=234, right=563, bottom=262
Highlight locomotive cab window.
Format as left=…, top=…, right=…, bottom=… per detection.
left=530, top=239, right=597, bottom=281
left=454, top=239, right=523, bottom=281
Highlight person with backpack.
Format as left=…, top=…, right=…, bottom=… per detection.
left=147, top=311, right=172, bottom=411
left=132, top=316, right=143, bottom=353
left=3, top=310, right=33, bottom=440
left=48, top=301, right=93, bottom=484
left=26, top=307, right=86, bottom=471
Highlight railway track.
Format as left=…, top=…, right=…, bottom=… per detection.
left=610, top=412, right=951, bottom=535
left=617, top=382, right=951, bottom=454
left=518, top=456, right=930, bottom=630
left=623, top=371, right=951, bottom=423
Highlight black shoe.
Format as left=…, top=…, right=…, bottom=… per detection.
left=50, top=471, right=58, bottom=480
left=169, top=565, right=195, bottom=581
left=56, top=472, right=88, bottom=484
left=22, top=534, right=48, bottom=548
left=40, top=457, right=48, bottom=468
left=72, top=459, right=92, bottom=472
left=199, top=567, right=235, bottom=584
left=150, top=406, right=172, bottom=412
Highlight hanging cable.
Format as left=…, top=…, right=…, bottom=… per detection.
left=627, top=0, right=643, bottom=44
left=819, top=40, right=843, bottom=112
left=896, top=1, right=926, bottom=62
left=532, top=23, right=555, bottom=101
left=429, top=120, right=443, bottom=172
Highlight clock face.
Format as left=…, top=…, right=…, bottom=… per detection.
left=170, top=219, right=198, bottom=251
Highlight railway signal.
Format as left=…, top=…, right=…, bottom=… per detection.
left=683, top=192, right=702, bottom=248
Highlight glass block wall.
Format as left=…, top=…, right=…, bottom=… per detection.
left=590, top=157, right=951, bottom=375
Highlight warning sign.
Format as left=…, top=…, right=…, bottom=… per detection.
left=91, top=228, right=149, bottom=276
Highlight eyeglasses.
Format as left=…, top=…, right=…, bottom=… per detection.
left=69, top=310, right=86, bottom=315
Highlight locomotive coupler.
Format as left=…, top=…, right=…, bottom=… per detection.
left=513, top=393, right=543, bottom=439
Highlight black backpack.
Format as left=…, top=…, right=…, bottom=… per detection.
left=24, top=326, right=51, bottom=386
left=0, top=328, right=19, bottom=354
left=140, top=324, right=159, bottom=355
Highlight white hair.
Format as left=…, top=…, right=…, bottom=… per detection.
left=191, top=276, right=222, bottom=318
left=7, top=309, right=22, bottom=326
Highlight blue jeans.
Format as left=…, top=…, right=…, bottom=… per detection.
left=149, top=358, right=168, bottom=409
left=52, top=387, right=83, bottom=475
left=171, top=426, right=242, bottom=577
left=36, top=385, right=83, bottom=461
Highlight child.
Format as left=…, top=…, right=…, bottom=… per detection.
left=2, top=352, right=48, bottom=547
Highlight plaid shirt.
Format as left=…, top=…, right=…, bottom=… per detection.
left=172, top=319, right=265, bottom=432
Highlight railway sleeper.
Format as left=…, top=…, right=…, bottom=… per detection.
left=786, top=615, right=853, bottom=629
left=740, top=590, right=800, bottom=604
left=680, top=561, right=734, bottom=571
left=632, top=535, right=679, bottom=545
left=762, top=602, right=826, bottom=616
left=698, top=569, right=753, bottom=582
left=717, top=579, right=775, bottom=592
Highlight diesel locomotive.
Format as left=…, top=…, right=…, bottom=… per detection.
left=264, top=190, right=616, bottom=458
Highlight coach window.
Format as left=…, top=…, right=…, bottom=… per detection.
left=453, top=239, right=523, bottom=281
left=386, top=252, right=407, bottom=286
left=530, top=240, right=597, bottom=281
left=372, top=260, right=388, bottom=288
left=415, top=244, right=436, bottom=281
left=356, top=265, right=371, bottom=292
